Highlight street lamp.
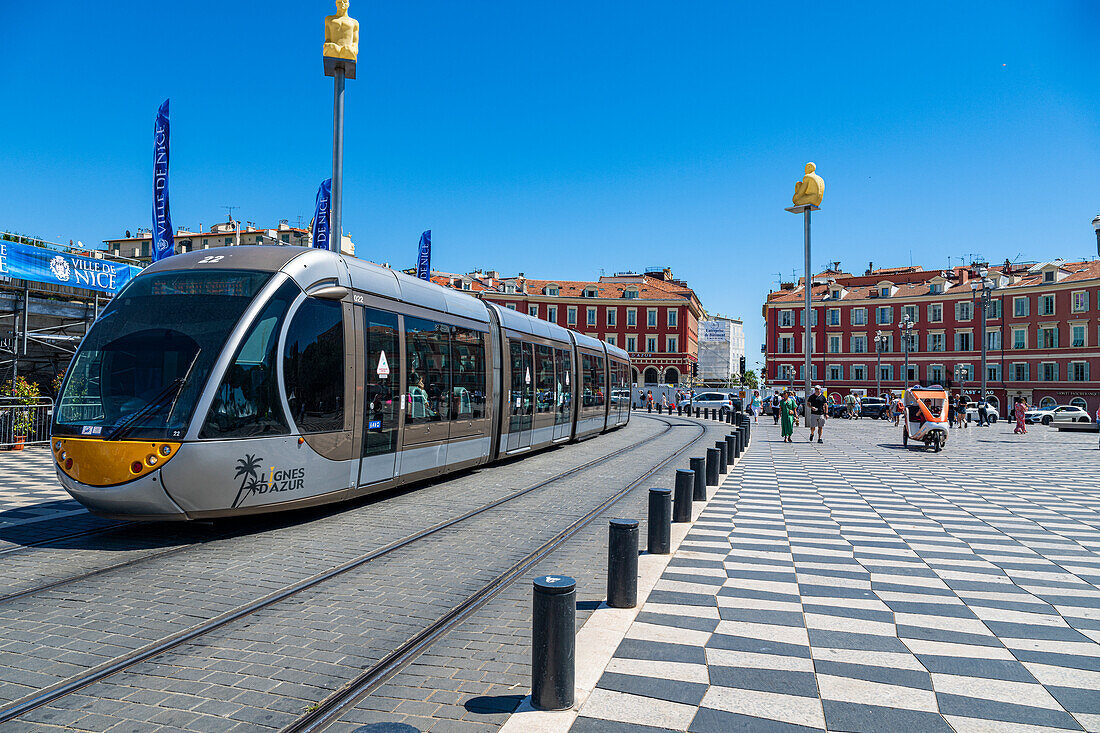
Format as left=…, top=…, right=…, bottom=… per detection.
left=899, top=316, right=914, bottom=394
left=874, top=330, right=887, bottom=398
left=971, top=269, right=994, bottom=410
left=1093, top=214, right=1100, bottom=257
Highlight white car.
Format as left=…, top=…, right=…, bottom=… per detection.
left=964, top=402, right=1000, bottom=424
left=690, top=391, right=737, bottom=417
left=1029, top=405, right=1092, bottom=425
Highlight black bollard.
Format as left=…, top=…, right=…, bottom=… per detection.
left=689, top=456, right=707, bottom=501
left=673, top=469, right=694, bottom=523
left=657, top=403, right=663, bottom=415
left=607, top=519, right=638, bottom=608
left=705, top=447, right=720, bottom=486
left=728, top=432, right=740, bottom=462
left=647, top=488, right=672, bottom=554
left=715, top=440, right=728, bottom=473
left=694, top=407, right=699, bottom=418
left=726, top=411, right=732, bottom=424
left=677, top=404, right=682, bottom=416
left=532, top=574, right=576, bottom=711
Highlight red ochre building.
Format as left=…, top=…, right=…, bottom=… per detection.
left=433, top=268, right=704, bottom=386
left=764, top=259, right=1100, bottom=414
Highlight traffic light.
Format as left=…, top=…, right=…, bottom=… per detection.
left=691, top=362, right=698, bottom=378
left=739, top=356, right=746, bottom=376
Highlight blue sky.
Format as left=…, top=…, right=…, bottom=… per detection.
left=2, top=1, right=1097, bottom=369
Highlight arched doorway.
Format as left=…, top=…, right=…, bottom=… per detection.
left=1040, top=396, right=1056, bottom=409
left=631, top=367, right=640, bottom=386
left=642, top=367, right=659, bottom=385
left=1071, top=397, right=1087, bottom=409
left=664, top=367, right=679, bottom=385
left=986, top=395, right=999, bottom=412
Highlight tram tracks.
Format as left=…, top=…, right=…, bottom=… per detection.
left=0, top=415, right=708, bottom=725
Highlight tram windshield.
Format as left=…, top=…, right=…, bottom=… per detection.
left=53, top=270, right=272, bottom=440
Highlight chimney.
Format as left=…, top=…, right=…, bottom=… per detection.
left=958, top=269, right=969, bottom=286
left=866, top=261, right=873, bottom=276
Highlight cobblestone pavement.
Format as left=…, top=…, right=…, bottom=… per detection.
left=0, top=414, right=717, bottom=732
left=0, top=447, right=81, bottom=526
left=571, top=418, right=1100, bottom=732
left=325, top=414, right=736, bottom=733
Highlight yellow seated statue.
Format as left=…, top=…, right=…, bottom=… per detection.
left=324, top=0, right=359, bottom=61
left=792, top=162, right=824, bottom=207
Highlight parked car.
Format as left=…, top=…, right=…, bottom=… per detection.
left=964, top=402, right=1000, bottom=424
left=859, top=397, right=890, bottom=419
left=1026, top=404, right=1091, bottom=425
left=690, top=391, right=737, bottom=417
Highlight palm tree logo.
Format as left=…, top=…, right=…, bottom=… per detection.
left=231, top=454, right=264, bottom=508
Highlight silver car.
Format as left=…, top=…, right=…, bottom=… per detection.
left=690, top=391, right=736, bottom=418
left=1031, top=405, right=1092, bottom=425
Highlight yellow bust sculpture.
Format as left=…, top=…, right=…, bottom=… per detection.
left=324, top=0, right=359, bottom=61
left=792, top=162, right=824, bottom=207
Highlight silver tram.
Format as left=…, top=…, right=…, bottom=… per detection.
left=50, top=247, right=632, bottom=520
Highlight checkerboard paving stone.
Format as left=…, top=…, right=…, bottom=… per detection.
left=0, top=447, right=78, bottom=526
left=572, top=419, right=1100, bottom=732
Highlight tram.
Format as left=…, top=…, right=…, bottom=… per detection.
left=50, top=247, right=632, bottom=520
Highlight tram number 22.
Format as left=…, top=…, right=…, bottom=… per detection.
left=197, top=255, right=225, bottom=264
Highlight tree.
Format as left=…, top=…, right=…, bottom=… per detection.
left=742, top=370, right=758, bottom=389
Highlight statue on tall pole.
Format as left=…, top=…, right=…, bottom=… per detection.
left=785, top=162, right=825, bottom=411
left=323, top=0, right=359, bottom=254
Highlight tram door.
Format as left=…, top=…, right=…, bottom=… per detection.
left=507, top=341, right=534, bottom=451
left=553, top=347, right=572, bottom=440
left=358, top=307, right=400, bottom=486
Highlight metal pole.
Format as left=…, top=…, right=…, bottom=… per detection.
left=330, top=65, right=346, bottom=254
left=803, top=209, right=812, bottom=411
left=980, top=286, right=988, bottom=408
left=876, top=338, right=881, bottom=398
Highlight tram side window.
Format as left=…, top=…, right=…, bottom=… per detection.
left=451, top=328, right=486, bottom=421
left=594, top=356, right=606, bottom=408
left=405, top=316, right=451, bottom=424
left=555, top=348, right=572, bottom=422
left=535, top=345, right=555, bottom=414
left=581, top=353, right=596, bottom=408
left=201, top=281, right=297, bottom=438
left=283, top=298, right=346, bottom=433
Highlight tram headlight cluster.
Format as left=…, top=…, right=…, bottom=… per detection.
left=146, top=455, right=159, bottom=467
left=159, top=445, right=172, bottom=457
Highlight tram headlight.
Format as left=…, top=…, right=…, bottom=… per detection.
left=54, top=441, right=62, bottom=451
left=60, top=451, right=67, bottom=461
left=146, top=455, right=158, bottom=467
left=130, top=461, right=143, bottom=474
left=159, top=445, right=172, bottom=456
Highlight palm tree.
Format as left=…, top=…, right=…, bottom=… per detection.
left=231, top=454, right=263, bottom=508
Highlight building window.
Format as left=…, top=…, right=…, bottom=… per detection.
left=956, top=301, right=972, bottom=321
left=828, top=308, right=840, bottom=326
left=667, top=309, right=678, bottom=328
left=1044, top=271, right=1055, bottom=283
left=1040, top=294, right=1055, bottom=316
left=987, top=364, right=1000, bottom=382
left=928, top=333, right=944, bottom=352
left=852, top=365, right=866, bottom=381
left=851, top=308, right=866, bottom=326
left=956, top=364, right=973, bottom=381
left=627, top=308, right=637, bottom=326
left=587, top=307, right=597, bottom=326
left=622, top=288, right=639, bottom=299
left=547, top=305, right=557, bottom=322
left=646, top=337, right=657, bottom=353
left=529, top=305, right=539, bottom=318
left=955, top=331, right=972, bottom=351
left=1012, top=328, right=1026, bottom=349
left=929, top=365, right=944, bottom=383
left=505, top=304, right=516, bottom=310
left=1071, top=361, right=1089, bottom=381
left=906, top=364, right=918, bottom=381
left=827, top=365, right=842, bottom=381
left=799, top=309, right=818, bottom=326
left=851, top=336, right=866, bottom=353
left=626, top=336, right=637, bottom=352
left=987, top=299, right=1002, bottom=319
left=779, top=336, right=793, bottom=353
left=929, top=303, right=943, bottom=322
left=606, top=335, right=617, bottom=347
left=462, top=282, right=472, bottom=291
left=584, top=287, right=598, bottom=298
left=828, top=335, right=841, bottom=353
left=780, top=310, right=793, bottom=327
left=647, top=309, right=658, bottom=328
left=876, top=306, right=893, bottom=325
left=879, top=364, right=893, bottom=381
left=546, top=286, right=559, bottom=296
left=504, top=284, right=516, bottom=294
left=667, top=336, right=678, bottom=353
left=1038, top=326, right=1058, bottom=349
left=903, top=332, right=919, bottom=353
left=1072, top=324, right=1086, bottom=348
left=567, top=307, right=577, bottom=325
left=880, top=287, right=890, bottom=297
left=606, top=308, right=617, bottom=326
left=902, top=305, right=918, bottom=323
left=1013, top=297, right=1029, bottom=317
left=930, top=282, right=942, bottom=294
left=1011, top=363, right=1029, bottom=381
left=1073, top=291, right=1089, bottom=313
left=986, top=330, right=1001, bottom=350
left=1040, top=362, right=1058, bottom=381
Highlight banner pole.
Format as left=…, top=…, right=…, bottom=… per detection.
left=330, top=66, right=345, bottom=254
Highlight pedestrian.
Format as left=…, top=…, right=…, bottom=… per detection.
left=1095, top=403, right=1100, bottom=449
left=807, top=385, right=828, bottom=443
left=891, top=394, right=904, bottom=427
left=771, top=392, right=781, bottom=425
left=749, top=390, right=762, bottom=423
left=1013, top=396, right=1028, bottom=434
left=646, top=390, right=653, bottom=409
left=947, top=394, right=956, bottom=426
left=780, top=390, right=797, bottom=442
left=977, top=397, right=989, bottom=427
left=660, top=392, right=668, bottom=411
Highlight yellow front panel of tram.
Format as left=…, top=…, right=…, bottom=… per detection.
left=52, top=437, right=181, bottom=487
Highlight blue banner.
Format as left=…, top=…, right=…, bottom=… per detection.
left=416, top=230, right=431, bottom=281
left=152, top=99, right=174, bottom=262
left=0, top=240, right=143, bottom=293
left=311, top=178, right=332, bottom=250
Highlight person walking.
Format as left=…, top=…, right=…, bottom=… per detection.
left=646, top=390, right=654, bottom=410
left=807, top=385, right=828, bottom=444
left=771, top=392, right=781, bottom=425
left=947, top=394, right=956, bottom=427
left=780, top=390, right=797, bottom=442
left=749, top=390, right=762, bottom=424
left=1095, top=403, right=1100, bottom=448
left=1013, top=396, right=1028, bottom=434
left=891, top=394, right=904, bottom=427
left=977, top=397, right=989, bottom=427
